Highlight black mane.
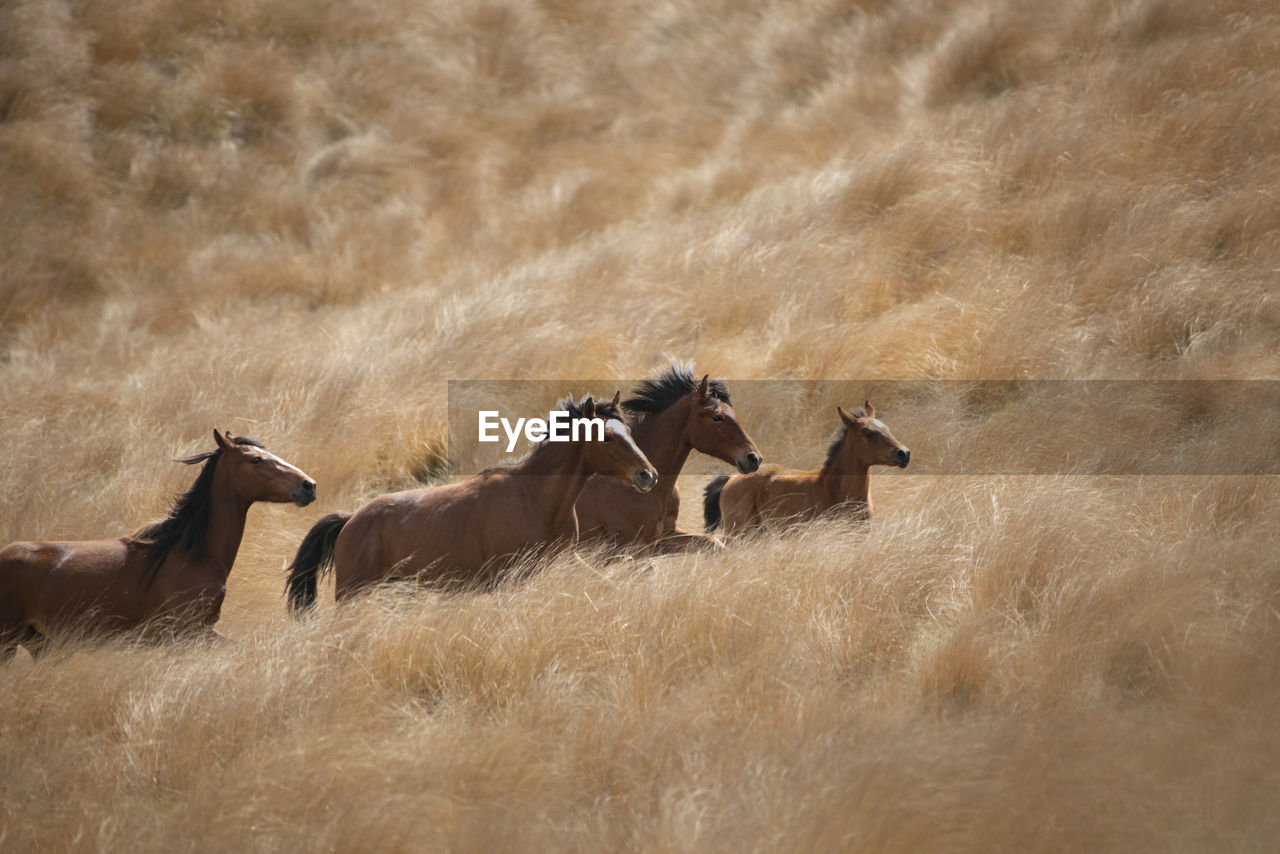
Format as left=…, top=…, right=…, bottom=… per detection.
left=554, top=393, right=624, bottom=423
left=129, top=436, right=262, bottom=588
left=623, top=363, right=730, bottom=424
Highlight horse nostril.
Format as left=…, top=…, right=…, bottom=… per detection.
left=897, top=449, right=910, bottom=465
left=740, top=452, right=761, bottom=473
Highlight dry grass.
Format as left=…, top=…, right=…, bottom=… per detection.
left=2, top=0, right=1278, bottom=850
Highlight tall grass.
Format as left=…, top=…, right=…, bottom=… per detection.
left=2, top=0, right=1277, bottom=850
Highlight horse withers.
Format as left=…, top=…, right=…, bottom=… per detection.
left=0, top=430, right=316, bottom=659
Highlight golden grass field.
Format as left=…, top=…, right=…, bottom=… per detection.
left=2, top=0, right=1279, bottom=849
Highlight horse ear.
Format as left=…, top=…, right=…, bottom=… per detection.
left=611, top=390, right=621, bottom=407
left=696, top=374, right=710, bottom=399
left=213, top=428, right=232, bottom=450
left=864, top=400, right=875, bottom=418
left=837, top=406, right=856, bottom=428
left=582, top=397, right=596, bottom=419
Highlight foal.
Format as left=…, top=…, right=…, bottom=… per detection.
left=0, top=430, right=316, bottom=658
left=286, top=395, right=657, bottom=611
left=704, top=403, right=909, bottom=534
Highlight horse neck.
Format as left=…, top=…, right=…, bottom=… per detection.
left=200, top=462, right=253, bottom=577
left=818, top=457, right=870, bottom=509
left=630, top=402, right=692, bottom=494
left=512, top=442, right=592, bottom=536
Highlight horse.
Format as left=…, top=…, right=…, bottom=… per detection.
left=575, top=363, right=761, bottom=551
left=285, top=394, right=657, bottom=611
left=704, top=402, right=909, bottom=534
left=0, top=430, right=316, bottom=659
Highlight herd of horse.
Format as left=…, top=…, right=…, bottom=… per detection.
left=0, top=365, right=909, bottom=659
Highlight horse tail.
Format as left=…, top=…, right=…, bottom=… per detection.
left=703, top=475, right=731, bottom=532
left=285, top=512, right=351, bottom=615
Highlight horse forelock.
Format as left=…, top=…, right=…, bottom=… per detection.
left=176, top=436, right=261, bottom=466
left=554, top=394, right=625, bottom=422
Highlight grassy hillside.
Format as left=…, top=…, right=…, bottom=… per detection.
left=2, top=0, right=1278, bottom=850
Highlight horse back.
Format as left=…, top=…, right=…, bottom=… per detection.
left=721, top=468, right=824, bottom=532
left=333, top=481, right=496, bottom=595
left=0, top=537, right=149, bottom=634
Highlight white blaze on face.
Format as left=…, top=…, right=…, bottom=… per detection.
left=255, top=448, right=307, bottom=479
left=604, top=418, right=646, bottom=462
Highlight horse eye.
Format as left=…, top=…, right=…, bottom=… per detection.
left=250, top=457, right=263, bottom=465
left=711, top=415, right=723, bottom=422
left=602, top=435, right=613, bottom=443
left=862, top=429, right=875, bottom=439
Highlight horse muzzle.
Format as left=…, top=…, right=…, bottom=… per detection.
left=894, top=448, right=911, bottom=468
left=292, top=480, right=318, bottom=506
left=632, top=469, right=658, bottom=493
left=736, top=451, right=762, bottom=474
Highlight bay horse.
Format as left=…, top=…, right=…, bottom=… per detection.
left=575, top=364, right=761, bottom=551
left=0, top=430, right=316, bottom=659
left=704, top=403, right=909, bottom=534
left=285, top=395, right=657, bottom=611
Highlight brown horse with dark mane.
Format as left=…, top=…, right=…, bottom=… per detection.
left=704, top=403, right=909, bottom=534
left=575, top=364, right=760, bottom=551
left=0, top=430, right=316, bottom=659
left=285, top=395, right=656, bottom=611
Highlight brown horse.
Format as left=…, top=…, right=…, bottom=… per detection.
left=285, top=395, right=657, bottom=611
left=704, top=403, right=909, bottom=534
left=575, top=364, right=760, bottom=551
left=0, top=430, right=316, bottom=659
